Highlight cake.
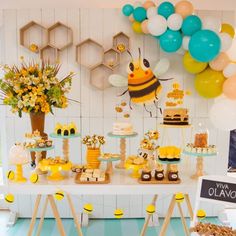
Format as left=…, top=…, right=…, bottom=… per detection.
left=112, top=122, right=133, bottom=135
left=163, top=108, right=189, bottom=125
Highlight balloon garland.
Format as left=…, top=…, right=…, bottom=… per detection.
left=122, top=0, right=236, bottom=131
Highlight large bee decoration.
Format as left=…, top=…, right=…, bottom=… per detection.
left=109, top=48, right=172, bottom=117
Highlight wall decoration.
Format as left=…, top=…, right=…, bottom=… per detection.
left=19, top=21, right=73, bottom=62
left=121, top=0, right=235, bottom=101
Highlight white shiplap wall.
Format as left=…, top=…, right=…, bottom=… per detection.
left=0, top=9, right=233, bottom=218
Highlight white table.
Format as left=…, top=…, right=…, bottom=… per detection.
left=0, top=171, right=196, bottom=236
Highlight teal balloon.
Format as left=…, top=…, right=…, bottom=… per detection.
left=160, top=30, right=183, bottom=53
left=189, top=29, right=221, bottom=62
left=158, top=1, right=175, bottom=19
left=133, top=7, right=147, bottom=22
left=182, top=15, right=202, bottom=36
left=122, top=4, right=134, bottom=16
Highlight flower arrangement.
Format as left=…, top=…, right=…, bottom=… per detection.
left=0, top=59, right=75, bottom=117
left=82, top=135, right=106, bottom=149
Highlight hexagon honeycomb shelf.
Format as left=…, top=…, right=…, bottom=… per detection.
left=48, top=22, right=73, bottom=50
left=90, top=63, right=113, bottom=90
left=20, top=21, right=48, bottom=53
left=103, top=48, right=120, bottom=69
left=40, top=44, right=59, bottom=64
left=113, top=32, right=130, bottom=53
left=76, top=39, right=104, bottom=68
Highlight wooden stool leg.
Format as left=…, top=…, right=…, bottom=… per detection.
left=28, top=194, right=42, bottom=236
left=48, top=195, right=66, bottom=236
left=66, top=194, right=83, bottom=236
left=177, top=202, right=190, bottom=236
left=36, top=196, right=49, bottom=236
left=185, top=194, right=193, bottom=220
left=140, top=194, right=158, bottom=236
left=159, top=195, right=176, bottom=236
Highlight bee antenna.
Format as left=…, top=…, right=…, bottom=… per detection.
left=138, top=47, right=141, bottom=60
left=127, top=50, right=133, bottom=61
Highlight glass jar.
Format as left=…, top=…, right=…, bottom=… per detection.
left=193, top=122, right=209, bottom=148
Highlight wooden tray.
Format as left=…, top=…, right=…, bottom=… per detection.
left=138, top=177, right=181, bottom=184
left=75, top=173, right=110, bottom=184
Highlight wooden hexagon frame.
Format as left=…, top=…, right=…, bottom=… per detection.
left=103, top=48, right=120, bottom=69
left=113, top=32, right=130, bottom=53
left=40, top=44, right=59, bottom=64
left=48, top=22, right=73, bottom=51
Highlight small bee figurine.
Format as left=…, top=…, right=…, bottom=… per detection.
left=61, top=125, right=70, bottom=136
left=109, top=48, right=172, bottom=116
left=68, top=122, right=77, bottom=135
left=55, top=123, right=63, bottom=135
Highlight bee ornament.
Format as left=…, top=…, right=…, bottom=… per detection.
left=109, top=48, right=172, bottom=116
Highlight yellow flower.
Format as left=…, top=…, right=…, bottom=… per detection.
left=21, top=69, right=28, bottom=76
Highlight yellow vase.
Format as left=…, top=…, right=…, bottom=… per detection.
left=86, top=148, right=101, bottom=169
left=15, top=164, right=27, bottom=183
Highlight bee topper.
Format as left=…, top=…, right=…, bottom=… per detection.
left=109, top=48, right=172, bottom=116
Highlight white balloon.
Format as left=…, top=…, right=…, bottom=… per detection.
left=227, top=38, right=236, bottom=61
left=182, top=36, right=190, bottom=51
left=147, top=6, right=157, bottom=19
left=202, top=16, right=221, bottom=33
left=209, top=98, right=236, bottom=131
left=153, top=58, right=170, bottom=76
left=167, top=13, right=183, bottom=31
left=134, top=1, right=142, bottom=8
left=147, top=15, right=167, bottom=36
left=223, top=63, right=236, bottom=78
left=220, top=33, right=233, bottom=52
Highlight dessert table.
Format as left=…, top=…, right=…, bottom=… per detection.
left=0, top=171, right=196, bottom=236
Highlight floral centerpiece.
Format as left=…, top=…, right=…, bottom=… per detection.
left=82, top=135, right=106, bottom=169
left=0, top=59, right=75, bottom=165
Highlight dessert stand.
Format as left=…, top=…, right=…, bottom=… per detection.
left=98, top=156, right=120, bottom=175
left=125, top=161, right=147, bottom=178
left=50, top=133, right=80, bottom=162
left=28, top=146, right=55, bottom=175
left=183, top=151, right=217, bottom=179
left=107, top=132, right=138, bottom=169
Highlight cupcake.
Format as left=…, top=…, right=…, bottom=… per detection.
left=197, top=148, right=202, bottom=154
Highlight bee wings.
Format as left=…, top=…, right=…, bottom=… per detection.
left=153, top=58, right=170, bottom=78
left=109, top=74, right=128, bottom=87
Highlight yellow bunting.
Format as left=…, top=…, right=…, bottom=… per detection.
left=54, top=190, right=64, bottom=201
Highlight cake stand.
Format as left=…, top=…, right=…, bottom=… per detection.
left=107, top=132, right=138, bottom=169
left=49, top=133, right=80, bottom=162
left=38, top=160, right=72, bottom=181
left=98, top=156, right=120, bottom=175
left=182, top=151, right=217, bottom=179
left=28, top=146, right=55, bottom=175
left=125, top=162, right=147, bottom=178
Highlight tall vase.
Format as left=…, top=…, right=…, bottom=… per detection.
left=30, top=112, right=48, bottom=166
left=86, top=148, right=101, bottom=169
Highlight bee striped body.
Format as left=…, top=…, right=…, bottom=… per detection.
left=128, top=73, right=162, bottom=104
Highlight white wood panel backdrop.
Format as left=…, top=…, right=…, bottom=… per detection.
left=0, top=8, right=233, bottom=218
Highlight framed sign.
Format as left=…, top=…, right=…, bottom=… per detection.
left=191, top=175, right=236, bottom=226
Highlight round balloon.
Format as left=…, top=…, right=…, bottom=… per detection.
left=202, top=16, right=221, bottom=33
left=122, top=4, right=134, bottom=16
left=223, top=76, right=236, bottom=100
left=167, top=13, right=183, bottom=31
left=182, top=15, right=202, bottom=36
left=221, top=23, right=235, bottom=38
left=227, top=38, right=236, bottom=61
left=223, top=63, right=236, bottom=78
left=182, top=36, right=190, bottom=50
left=133, top=7, right=147, bottom=22
left=141, top=20, right=149, bottom=34
left=132, top=21, right=143, bottom=33
left=175, top=0, right=194, bottom=18
left=160, top=30, right=183, bottom=53
left=189, top=30, right=221, bottom=62
left=209, top=98, right=236, bottom=131
left=195, top=68, right=226, bottom=98
left=209, top=52, right=230, bottom=71
left=143, top=0, right=155, bottom=9
left=147, top=15, right=167, bottom=36
left=147, top=6, right=157, bottom=18
left=183, top=51, right=208, bottom=74
left=219, top=33, right=233, bottom=52
left=158, top=1, right=175, bottom=19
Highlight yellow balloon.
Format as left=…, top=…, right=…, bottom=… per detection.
left=221, top=23, right=235, bottom=38
left=183, top=51, right=208, bottom=74
left=132, top=21, right=143, bottom=34
left=195, top=68, right=226, bottom=98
